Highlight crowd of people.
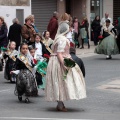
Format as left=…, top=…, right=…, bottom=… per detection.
left=0, top=10, right=120, bottom=111
left=0, top=12, right=86, bottom=111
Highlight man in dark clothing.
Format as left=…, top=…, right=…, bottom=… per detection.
left=70, top=45, right=85, bottom=77
left=8, top=18, right=22, bottom=50
left=47, top=11, right=59, bottom=40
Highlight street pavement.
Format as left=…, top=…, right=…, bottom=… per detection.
left=0, top=45, right=120, bottom=120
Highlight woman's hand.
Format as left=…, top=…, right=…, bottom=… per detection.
left=63, top=65, right=68, bottom=71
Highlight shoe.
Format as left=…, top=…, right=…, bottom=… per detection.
left=25, top=98, right=30, bottom=103
left=106, top=55, right=112, bottom=60
left=18, top=95, right=22, bottom=102
left=56, top=106, right=67, bottom=112
left=80, top=46, right=84, bottom=49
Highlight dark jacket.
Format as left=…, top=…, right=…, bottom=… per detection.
left=21, top=24, right=36, bottom=44
left=47, top=16, right=58, bottom=40
left=91, top=20, right=101, bottom=32
left=0, top=24, right=8, bottom=47
left=8, top=23, right=22, bottom=46
left=32, top=42, right=50, bottom=56
left=70, top=53, right=85, bottom=77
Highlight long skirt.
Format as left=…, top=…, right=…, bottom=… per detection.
left=45, top=56, right=86, bottom=101
left=16, top=69, right=38, bottom=96
left=80, top=28, right=87, bottom=39
left=94, top=35, right=119, bottom=55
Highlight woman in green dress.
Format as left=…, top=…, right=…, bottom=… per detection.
left=95, top=19, right=119, bottom=59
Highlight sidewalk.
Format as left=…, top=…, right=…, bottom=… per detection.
left=76, top=45, right=96, bottom=58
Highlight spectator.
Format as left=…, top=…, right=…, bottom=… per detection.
left=0, top=16, right=8, bottom=48
left=0, top=16, right=8, bottom=66
left=21, top=16, right=36, bottom=45
left=115, top=17, right=120, bottom=35
left=8, top=18, right=22, bottom=50
left=29, top=15, right=39, bottom=33
left=60, top=13, right=69, bottom=22
left=47, top=11, right=59, bottom=40
left=70, top=43, right=85, bottom=77
left=80, top=17, right=90, bottom=49
left=101, top=13, right=112, bottom=26
left=91, top=15, right=101, bottom=46
left=73, top=17, right=80, bottom=48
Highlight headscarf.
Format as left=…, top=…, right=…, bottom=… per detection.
left=53, top=21, right=70, bottom=46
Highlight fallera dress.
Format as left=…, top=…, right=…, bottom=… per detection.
left=95, top=24, right=119, bottom=55
left=45, top=35, right=86, bottom=101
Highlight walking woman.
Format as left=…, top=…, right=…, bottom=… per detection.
left=95, top=19, right=119, bottom=59
left=11, top=42, right=38, bottom=103
left=91, top=15, right=101, bottom=45
left=0, top=16, right=8, bottom=48
left=0, top=16, right=8, bottom=66
left=80, top=17, right=90, bottom=49
left=45, top=21, right=86, bottom=111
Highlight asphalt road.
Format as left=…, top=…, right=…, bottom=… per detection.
left=0, top=54, right=120, bottom=120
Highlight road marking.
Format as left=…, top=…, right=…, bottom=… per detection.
left=0, top=89, right=11, bottom=93
left=0, top=117, right=93, bottom=120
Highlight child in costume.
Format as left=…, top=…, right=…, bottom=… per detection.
left=43, top=31, right=53, bottom=49
left=32, top=34, right=51, bottom=57
left=29, top=46, right=43, bottom=88
left=11, top=42, right=38, bottom=103
left=4, top=41, right=18, bottom=82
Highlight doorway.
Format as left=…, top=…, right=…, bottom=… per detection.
left=66, top=0, right=71, bottom=14
left=16, top=9, right=24, bottom=25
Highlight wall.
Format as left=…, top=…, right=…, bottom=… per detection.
left=103, top=0, right=113, bottom=20
left=0, top=0, right=31, bottom=30
left=57, top=0, right=66, bottom=16
left=70, top=0, right=86, bottom=22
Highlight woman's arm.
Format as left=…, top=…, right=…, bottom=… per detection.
left=57, top=52, right=64, bottom=66
left=57, top=52, right=68, bottom=71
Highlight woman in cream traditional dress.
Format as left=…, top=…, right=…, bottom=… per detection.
left=45, top=21, right=86, bottom=111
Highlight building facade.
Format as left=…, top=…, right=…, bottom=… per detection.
left=0, top=0, right=31, bottom=29
left=0, top=0, right=119, bottom=34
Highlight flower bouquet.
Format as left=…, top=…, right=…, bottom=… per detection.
left=0, top=47, right=7, bottom=52
left=63, top=58, right=76, bottom=80
left=36, top=60, right=48, bottom=76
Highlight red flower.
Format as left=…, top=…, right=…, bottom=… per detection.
left=43, top=54, right=50, bottom=59
left=70, top=42, right=75, bottom=48
left=33, top=59, right=37, bottom=64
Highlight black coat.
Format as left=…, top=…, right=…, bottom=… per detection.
left=70, top=53, right=85, bottom=77
left=8, top=23, right=22, bottom=46
left=80, top=21, right=89, bottom=39
left=0, top=24, right=8, bottom=47
left=91, top=20, right=101, bottom=32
